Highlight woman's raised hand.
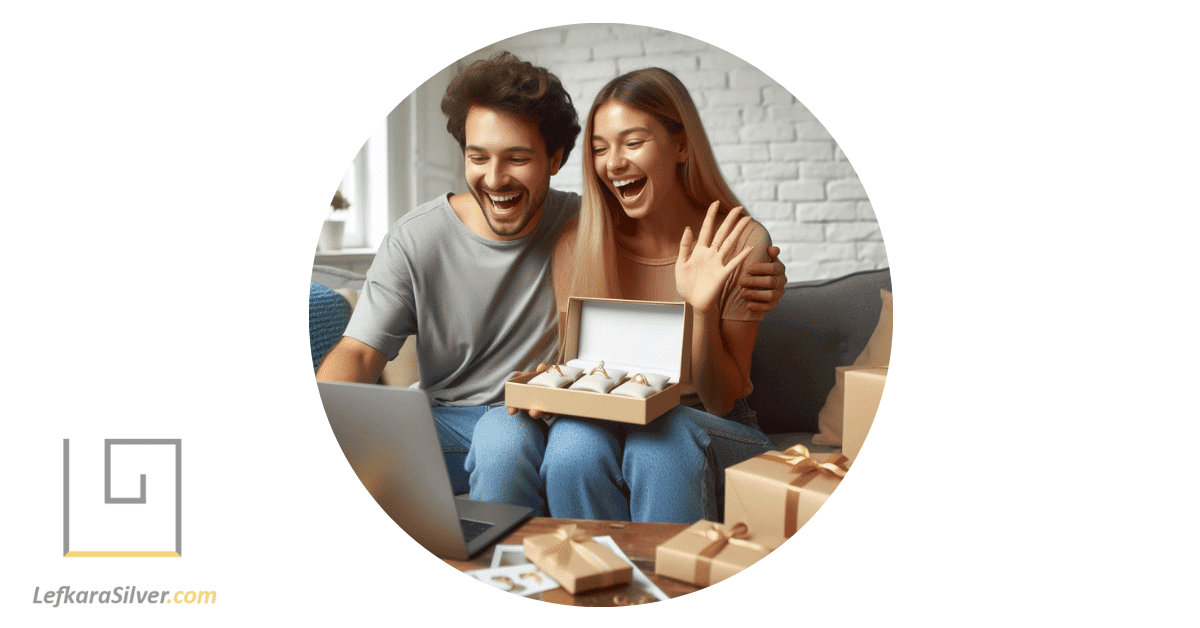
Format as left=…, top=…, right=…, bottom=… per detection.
left=675, top=201, right=755, bottom=314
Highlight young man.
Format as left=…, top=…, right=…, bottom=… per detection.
left=316, top=52, right=785, bottom=516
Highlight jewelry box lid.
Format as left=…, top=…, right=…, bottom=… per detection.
left=564, top=297, right=692, bottom=382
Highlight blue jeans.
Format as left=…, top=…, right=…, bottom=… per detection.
left=432, top=400, right=772, bottom=523
left=432, top=404, right=550, bottom=516
left=542, top=399, right=772, bottom=523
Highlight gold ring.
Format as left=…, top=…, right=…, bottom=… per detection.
left=519, top=571, right=542, bottom=583
left=630, top=373, right=649, bottom=386
left=491, top=576, right=523, bottom=592
left=547, top=364, right=563, bottom=376
left=589, top=361, right=610, bottom=379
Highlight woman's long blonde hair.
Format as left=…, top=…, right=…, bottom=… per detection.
left=570, top=67, right=744, bottom=300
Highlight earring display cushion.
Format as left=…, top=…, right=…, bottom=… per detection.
left=528, top=365, right=584, bottom=389
left=569, top=368, right=628, bottom=394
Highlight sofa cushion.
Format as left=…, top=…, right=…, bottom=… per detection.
left=311, top=265, right=366, bottom=292
left=745, top=269, right=892, bottom=435
left=856, top=288, right=893, bottom=366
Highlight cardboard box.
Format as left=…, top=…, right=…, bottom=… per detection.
left=505, top=297, right=692, bottom=425
left=655, top=520, right=783, bottom=587
left=523, top=524, right=633, bottom=594
left=843, top=367, right=886, bottom=463
left=724, top=446, right=850, bottom=539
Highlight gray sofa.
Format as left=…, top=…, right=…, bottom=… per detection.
left=310, top=265, right=892, bottom=452
left=744, top=268, right=891, bottom=451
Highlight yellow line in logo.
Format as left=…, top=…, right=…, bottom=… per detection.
left=64, top=551, right=181, bottom=558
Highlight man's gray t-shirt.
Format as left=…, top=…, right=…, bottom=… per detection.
left=343, top=189, right=580, bottom=407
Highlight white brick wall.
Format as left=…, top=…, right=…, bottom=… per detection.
left=465, top=24, right=887, bottom=282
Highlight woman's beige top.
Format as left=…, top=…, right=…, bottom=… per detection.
left=552, top=218, right=772, bottom=408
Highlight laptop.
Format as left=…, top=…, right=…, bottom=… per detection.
left=317, top=381, right=532, bottom=560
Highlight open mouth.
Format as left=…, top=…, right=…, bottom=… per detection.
left=487, top=191, right=523, bottom=214
left=612, top=177, right=647, bottom=201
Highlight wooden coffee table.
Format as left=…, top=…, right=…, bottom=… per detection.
left=440, top=517, right=700, bottom=606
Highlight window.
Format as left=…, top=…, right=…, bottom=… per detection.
left=322, top=63, right=466, bottom=256
left=332, top=123, right=390, bottom=251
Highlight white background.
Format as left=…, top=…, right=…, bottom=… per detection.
left=4, top=1, right=1197, bottom=626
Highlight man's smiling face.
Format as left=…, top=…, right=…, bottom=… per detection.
left=463, top=106, right=562, bottom=240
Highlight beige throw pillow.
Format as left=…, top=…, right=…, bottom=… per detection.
left=812, top=289, right=892, bottom=446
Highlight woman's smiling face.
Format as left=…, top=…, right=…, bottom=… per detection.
left=590, top=100, right=687, bottom=220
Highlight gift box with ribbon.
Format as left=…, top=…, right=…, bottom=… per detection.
left=655, top=520, right=783, bottom=587
left=843, top=367, right=886, bottom=463
left=724, top=444, right=850, bottom=539
left=523, top=524, right=633, bottom=594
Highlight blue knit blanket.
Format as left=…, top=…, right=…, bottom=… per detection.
left=309, top=282, right=352, bottom=370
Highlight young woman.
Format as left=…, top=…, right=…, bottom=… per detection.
left=538, top=67, right=777, bottom=523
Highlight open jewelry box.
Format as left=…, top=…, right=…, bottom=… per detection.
left=505, top=297, right=693, bottom=425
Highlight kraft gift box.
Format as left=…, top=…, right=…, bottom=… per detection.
left=842, top=367, right=887, bottom=463
left=506, top=297, right=692, bottom=425
left=523, top=524, right=633, bottom=595
left=655, top=520, right=784, bottom=587
left=724, top=445, right=850, bottom=539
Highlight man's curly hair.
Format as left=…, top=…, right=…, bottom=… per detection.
left=441, top=52, right=581, bottom=167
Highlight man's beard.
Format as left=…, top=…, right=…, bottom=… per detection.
left=471, top=183, right=546, bottom=238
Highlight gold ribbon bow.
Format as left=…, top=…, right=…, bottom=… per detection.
left=540, top=524, right=626, bottom=590
left=545, top=524, right=594, bottom=565
left=760, top=445, right=850, bottom=536
left=535, top=528, right=628, bottom=593
left=690, top=522, right=769, bottom=587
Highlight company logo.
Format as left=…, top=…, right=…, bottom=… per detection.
left=62, top=439, right=182, bottom=557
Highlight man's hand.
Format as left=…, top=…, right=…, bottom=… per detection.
left=507, top=364, right=552, bottom=419
left=740, top=245, right=787, bottom=314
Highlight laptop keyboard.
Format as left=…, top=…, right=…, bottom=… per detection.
left=460, top=518, right=494, bottom=544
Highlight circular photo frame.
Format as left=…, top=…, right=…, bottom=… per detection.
left=309, top=23, right=890, bottom=606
